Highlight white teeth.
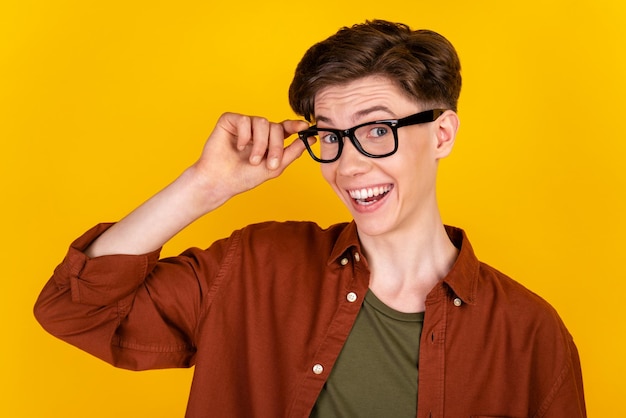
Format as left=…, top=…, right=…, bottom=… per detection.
left=348, top=185, right=391, bottom=200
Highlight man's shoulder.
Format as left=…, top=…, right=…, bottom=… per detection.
left=476, top=262, right=566, bottom=330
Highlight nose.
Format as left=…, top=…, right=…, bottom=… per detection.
left=336, top=136, right=371, bottom=176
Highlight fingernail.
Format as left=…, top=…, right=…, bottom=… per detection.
left=268, top=157, right=279, bottom=169
left=250, top=155, right=261, bottom=164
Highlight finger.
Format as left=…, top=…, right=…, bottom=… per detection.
left=233, top=115, right=253, bottom=151
left=248, top=117, right=271, bottom=165
left=266, top=119, right=310, bottom=170
left=271, top=119, right=311, bottom=170
left=216, top=113, right=254, bottom=152
left=279, top=137, right=308, bottom=169
left=281, top=119, right=310, bottom=136
left=266, top=122, right=286, bottom=170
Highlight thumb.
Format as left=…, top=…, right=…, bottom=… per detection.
left=281, top=119, right=310, bottom=137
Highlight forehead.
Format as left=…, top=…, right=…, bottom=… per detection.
left=313, top=75, right=417, bottom=122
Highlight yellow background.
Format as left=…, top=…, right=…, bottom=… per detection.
left=1, top=0, right=624, bottom=416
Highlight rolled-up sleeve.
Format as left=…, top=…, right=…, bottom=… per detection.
left=34, top=223, right=214, bottom=371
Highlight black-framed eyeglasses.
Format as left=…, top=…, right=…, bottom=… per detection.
left=298, top=109, right=446, bottom=163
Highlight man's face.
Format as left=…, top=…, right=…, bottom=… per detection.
left=314, top=75, right=448, bottom=239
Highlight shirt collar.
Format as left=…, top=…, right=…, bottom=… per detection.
left=441, top=225, right=480, bottom=305
left=328, top=221, right=362, bottom=265
left=329, top=222, right=480, bottom=305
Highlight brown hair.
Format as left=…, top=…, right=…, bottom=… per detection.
left=288, top=20, right=462, bottom=121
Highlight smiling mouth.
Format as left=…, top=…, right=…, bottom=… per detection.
left=348, top=185, right=393, bottom=206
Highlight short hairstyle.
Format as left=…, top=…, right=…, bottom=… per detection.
left=288, top=20, right=462, bottom=121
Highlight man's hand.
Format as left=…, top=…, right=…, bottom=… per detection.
left=191, top=113, right=310, bottom=209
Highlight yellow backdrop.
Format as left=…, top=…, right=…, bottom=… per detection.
left=2, top=0, right=624, bottom=416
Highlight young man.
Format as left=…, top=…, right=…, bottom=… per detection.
left=34, top=20, right=586, bottom=417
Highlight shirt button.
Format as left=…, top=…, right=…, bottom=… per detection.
left=312, top=364, right=324, bottom=375
left=340, top=257, right=349, bottom=266
left=354, top=252, right=361, bottom=262
left=347, top=292, right=358, bottom=302
left=453, top=297, right=462, bottom=307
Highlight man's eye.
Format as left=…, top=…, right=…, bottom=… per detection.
left=321, top=132, right=340, bottom=144
left=369, top=126, right=389, bottom=137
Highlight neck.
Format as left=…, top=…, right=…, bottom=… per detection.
left=359, top=214, right=459, bottom=313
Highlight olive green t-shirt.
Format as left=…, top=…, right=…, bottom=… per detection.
left=310, top=290, right=424, bottom=417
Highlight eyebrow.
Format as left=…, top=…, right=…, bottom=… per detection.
left=315, top=105, right=396, bottom=126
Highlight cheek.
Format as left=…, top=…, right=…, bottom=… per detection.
left=320, top=164, right=347, bottom=200
left=320, top=164, right=335, bottom=185
left=402, top=138, right=436, bottom=170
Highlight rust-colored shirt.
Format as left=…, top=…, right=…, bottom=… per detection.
left=34, top=221, right=586, bottom=417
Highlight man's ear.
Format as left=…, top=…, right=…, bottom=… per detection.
left=434, top=110, right=459, bottom=159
